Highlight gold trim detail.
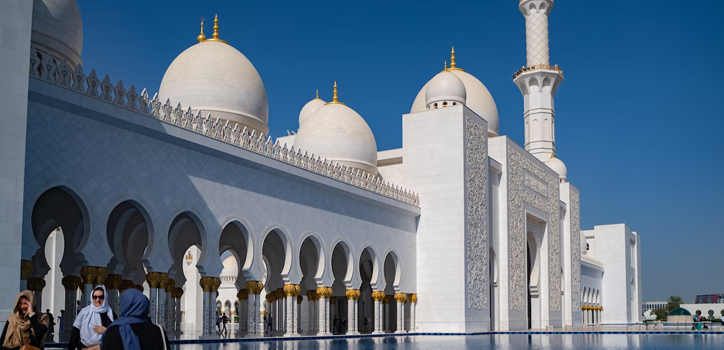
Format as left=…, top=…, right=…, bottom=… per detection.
left=325, top=81, right=346, bottom=106
left=201, top=14, right=228, bottom=45
left=448, top=47, right=464, bottom=72
left=197, top=17, right=206, bottom=42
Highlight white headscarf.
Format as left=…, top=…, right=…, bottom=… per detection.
left=73, top=285, right=114, bottom=346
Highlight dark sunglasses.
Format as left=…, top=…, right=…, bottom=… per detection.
left=92, top=295, right=105, bottom=300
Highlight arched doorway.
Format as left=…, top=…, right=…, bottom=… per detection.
left=331, top=242, right=352, bottom=334
left=383, top=251, right=400, bottom=333
left=527, top=229, right=540, bottom=330
left=358, top=247, right=377, bottom=334
left=168, top=212, right=204, bottom=333
left=218, top=221, right=250, bottom=331
left=299, top=235, right=322, bottom=335
left=29, top=187, right=89, bottom=339
left=261, top=229, right=288, bottom=336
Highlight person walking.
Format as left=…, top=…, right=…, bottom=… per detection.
left=0, top=291, right=48, bottom=350
left=45, top=310, right=54, bottom=336
left=58, top=310, right=65, bottom=335
left=220, top=314, right=228, bottom=334
left=100, top=289, right=170, bottom=350
left=69, top=286, right=116, bottom=350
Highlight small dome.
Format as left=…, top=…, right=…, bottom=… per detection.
left=669, top=308, right=692, bottom=316
left=295, top=84, right=378, bottom=175
left=220, top=256, right=238, bottom=278
left=159, top=38, right=269, bottom=134
left=411, top=49, right=499, bottom=136
left=299, top=92, right=326, bottom=126
left=31, top=0, right=83, bottom=67
left=425, top=71, right=466, bottom=108
left=545, top=155, right=568, bottom=182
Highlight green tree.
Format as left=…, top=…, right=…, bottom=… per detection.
left=654, top=308, right=668, bottom=321
left=667, top=296, right=683, bottom=312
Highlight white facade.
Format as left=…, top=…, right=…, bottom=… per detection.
left=583, top=224, right=643, bottom=324
left=0, top=0, right=645, bottom=335
left=679, top=304, right=724, bottom=319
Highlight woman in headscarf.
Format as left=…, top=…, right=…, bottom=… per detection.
left=1, top=291, right=48, bottom=350
left=101, top=289, right=169, bottom=350
left=69, top=286, right=116, bottom=350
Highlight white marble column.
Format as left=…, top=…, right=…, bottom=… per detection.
left=296, top=296, right=302, bottom=334
left=318, top=291, right=331, bottom=335
left=61, top=276, right=80, bottom=338
left=202, top=290, right=211, bottom=334
left=395, top=293, right=406, bottom=333
left=238, top=289, right=248, bottom=335
left=157, top=288, right=166, bottom=328
left=346, top=289, right=360, bottom=335
left=409, top=294, right=416, bottom=332
left=245, top=281, right=262, bottom=338
left=383, top=296, right=390, bottom=332
left=166, top=289, right=173, bottom=328
left=283, top=285, right=298, bottom=337
left=307, top=293, right=316, bottom=335
left=371, top=291, right=383, bottom=334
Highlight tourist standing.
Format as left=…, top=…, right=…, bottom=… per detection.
left=100, top=289, right=170, bottom=350
left=69, top=286, right=116, bottom=350
left=0, top=291, right=48, bottom=350
left=58, top=310, right=65, bottom=335
left=221, top=314, right=228, bottom=333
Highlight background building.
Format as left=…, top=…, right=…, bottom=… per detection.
left=694, top=294, right=724, bottom=304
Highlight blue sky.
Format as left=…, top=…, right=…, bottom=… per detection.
left=76, top=0, right=723, bottom=303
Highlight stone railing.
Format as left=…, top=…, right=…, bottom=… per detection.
left=28, top=47, right=419, bottom=207
left=513, top=64, right=563, bottom=80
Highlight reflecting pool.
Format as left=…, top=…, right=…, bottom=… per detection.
left=172, top=334, right=724, bottom=350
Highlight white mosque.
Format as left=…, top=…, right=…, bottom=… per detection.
left=0, top=0, right=644, bottom=337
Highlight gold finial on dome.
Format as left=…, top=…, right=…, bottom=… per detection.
left=444, top=61, right=447, bottom=71
left=448, top=46, right=464, bottom=71
left=315, top=89, right=320, bottom=100
left=202, top=14, right=228, bottom=44
left=325, top=81, right=346, bottom=106
left=197, top=17, right=206, bottom=42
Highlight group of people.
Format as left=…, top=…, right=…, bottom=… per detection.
left=1, top=287, right=171, bottom=350
left=692, top=314, right=710, bottom=330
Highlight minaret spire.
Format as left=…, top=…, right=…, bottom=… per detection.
left=514, top=0, right=564, bottom=162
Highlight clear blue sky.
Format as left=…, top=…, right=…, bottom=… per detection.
left=76, top=0, right=723, bottom=303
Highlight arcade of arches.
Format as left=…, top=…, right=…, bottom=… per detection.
left=25, top=187, right=417, bottom=338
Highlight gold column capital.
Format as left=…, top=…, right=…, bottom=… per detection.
left=330, top=296, right=337, bottom=305
left=105, top=274, right=123, bottom=289
left=316, top=286, right=333, bottom=298
left=297, top=295, right=303, bottom=304
left=157, top=273, right=170, bottom=289
left=372, top=290, right=385, bottom=302
left=245, top=281, right=263, bottom=294
left=27, top=277, right=46, bottom=292
left=237, top=289, right=249, bottom=300
left=165, top=278, right=176, bottom=293
left=284, top=284, right=300, bottom=297
left=135, top=285, right=144, bottom=292
left=94, top=267, right=108, bottom=286
left=394, top=292, right=407, bottom=303
left=62, top=276, right=81, bottom=291
left=146, top=272, right=162, bottom=288
left=119, top=280, right=135, bottom=291
left=345, top=289, right=361, bottom=300
left=383, top=295, right=391, bottom=304
left=210, top=277, right=221, bottom=292
left=80, top=266, right=98, bottom=285
left=20, top=261, right=32, bottom=281
left=409, top=293, right=417, bottom=304
left=266, top=293, right=276, bottom=303
left=174, top=287, right=184, bottom=299
left=306, top=290, right=318, bottom=301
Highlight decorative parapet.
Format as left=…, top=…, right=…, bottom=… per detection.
left=28, top=47, right=419, bottom=207
left=513, top=64, right=563, bottom=80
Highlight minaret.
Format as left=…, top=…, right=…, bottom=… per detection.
left=514, top=0, right=564, bottom=162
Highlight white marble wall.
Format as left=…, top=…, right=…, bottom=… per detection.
left=0, top=0, right=32, bottom=327
left=583, top=224, right=641, bottom=324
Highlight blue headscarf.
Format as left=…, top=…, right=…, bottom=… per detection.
left=101, top=289, right=148, bottom=350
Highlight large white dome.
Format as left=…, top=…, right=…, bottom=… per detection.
left=410, top=55, right=499, bottom=136
left=299, top=93, right=326, bottom=126
left=31, top=0, right=83, bottom=67
left=294, top=89, right=378, bottom=175
left=221, top=255, right=238, bottom=278
left=159, top=40, right=269, bottom=134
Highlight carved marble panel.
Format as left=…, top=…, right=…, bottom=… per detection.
left=465, top=116, right=488, bottom=310
left=570, top=187, right=581, bottom=312
left=507, top=146, right=561, bottom=312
